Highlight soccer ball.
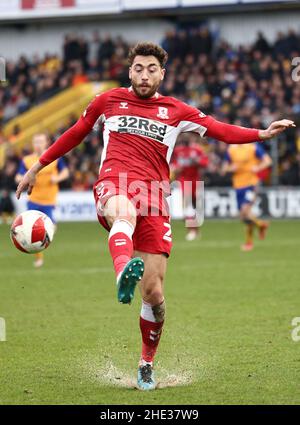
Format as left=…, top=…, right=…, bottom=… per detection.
left=10, top=210, right=55, bottom=254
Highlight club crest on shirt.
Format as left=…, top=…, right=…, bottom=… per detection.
left=157, top=107, right=169, bottom=120
left=119, top=102, right=129, bottom=109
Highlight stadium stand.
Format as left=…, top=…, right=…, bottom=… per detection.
left=1, top=27, right=300, bottom=194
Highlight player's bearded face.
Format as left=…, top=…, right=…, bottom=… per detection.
left=129, top=55, right=165, bottom=99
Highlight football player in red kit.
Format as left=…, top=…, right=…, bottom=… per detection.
left=171, top=134, right=208, bottom=241
left=16, top=42, right=295, bottom=390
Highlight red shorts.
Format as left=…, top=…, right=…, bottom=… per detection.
left=93, top=177, right=172, bottom=257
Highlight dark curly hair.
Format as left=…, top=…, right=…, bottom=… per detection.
left=128, top=42, right=168, bottom=68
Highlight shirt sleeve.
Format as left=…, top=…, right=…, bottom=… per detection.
left=17, top=160, right=27, bottom=175
left=178, top=103, right=215, bottom=137
left=179, top=103, right=260, bottom=144
left=39, top=89, right=113, bottom=166
left=57, top=157, right=67, bottom=172
left=255, top=143, right=265, bottom=159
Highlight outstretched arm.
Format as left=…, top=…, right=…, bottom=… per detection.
left=16, top=118, right=93, bottom=199
left=16, top=90, right=111, bottom=199
left=180, top=103, right=295, bottom=144
left=206, top=118, right=295, bottom=144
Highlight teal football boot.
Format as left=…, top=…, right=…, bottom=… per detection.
left=137, top=363, right=156, bottom=390
left=117, top=257, right=144, bottom=304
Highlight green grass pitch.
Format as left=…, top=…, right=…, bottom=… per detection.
left=0, top=219, right=300, bottom=405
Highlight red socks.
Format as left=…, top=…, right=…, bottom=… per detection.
left=109, top=220, right=165, bottom=366
left=108, top=219, right=134, bottom=277
left=139, top=300, right=165, bottom=364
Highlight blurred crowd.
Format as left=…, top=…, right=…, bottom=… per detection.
left=0, top=32, right=129, bottom=125
left=1, top=26, right=300, bottom=203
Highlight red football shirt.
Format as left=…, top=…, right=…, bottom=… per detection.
left=84, top=87, right=213, bottom=183
left=39, top=86, right=260, bottom=183
left=171, top=143, right=209, bottom=182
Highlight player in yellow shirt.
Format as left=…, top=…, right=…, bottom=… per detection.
left=223, top=143, right=272, bottom=251
left=15, top=133, right=69, bottom=267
